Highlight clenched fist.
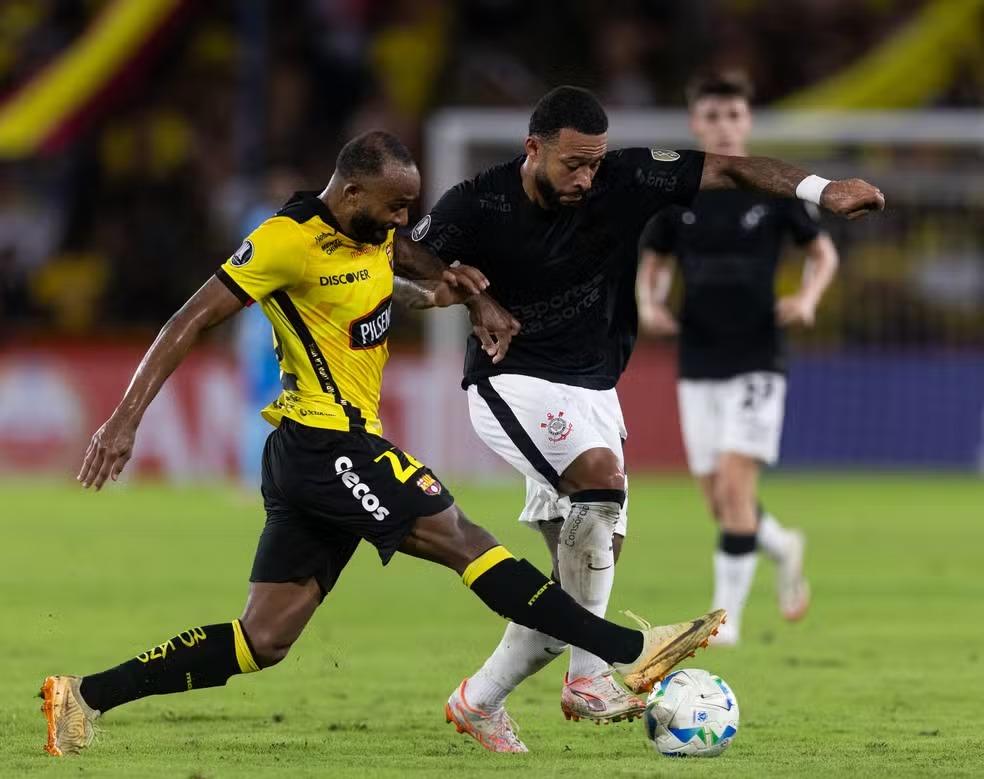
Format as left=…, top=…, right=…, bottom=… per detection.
left=820, top=178, right=885, bottom=220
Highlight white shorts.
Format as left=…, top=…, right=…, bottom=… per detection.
left=677, top=372, right=787, bottom=477
left=467, top=374, right=629, bottom=536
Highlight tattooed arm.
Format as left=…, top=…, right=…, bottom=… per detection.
left=393, top=276, right=441, bottom=309
left=391, top=233, right=520, bottom=362
left=700, top=154, right=885, bottom=219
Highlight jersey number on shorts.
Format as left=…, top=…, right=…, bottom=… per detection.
left=741, top=375, right=775, bottom=411
left=374, top=448, right=424, bottom=483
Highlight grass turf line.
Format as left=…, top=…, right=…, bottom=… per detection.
left=1, top=474, right=983, bottom=777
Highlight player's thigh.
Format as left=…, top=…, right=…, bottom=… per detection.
left=399, top=504, right=499, bottom=575
left=557, top=385, right=628, bottom=491
left=267, top=420, right=454, bottom=585
left=677, top=380, right=722, bottom=478
left=467, top=375, right=611, bottom=495
left=254, top=424, right=363, bottom=599
left=719, top=372, right=787, bottom=467
left=298, top=429, right=456, bottom=569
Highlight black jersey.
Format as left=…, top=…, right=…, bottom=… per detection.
left=640, top=190, right=822, bottom=380
left=414, top=148, right=705, bottom=389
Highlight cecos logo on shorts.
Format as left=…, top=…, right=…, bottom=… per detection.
left=334, top=456, right=390, bottom=521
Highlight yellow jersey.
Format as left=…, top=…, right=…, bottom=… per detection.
left=216, top=192, right=394, bottom=435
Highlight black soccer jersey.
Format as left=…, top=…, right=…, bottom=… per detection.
left=640, top=190, right=822, bottom=380
left=414, top=148, right=705, bottom=389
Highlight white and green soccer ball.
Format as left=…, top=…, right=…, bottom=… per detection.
left=643, top=669, right=739, bottom=757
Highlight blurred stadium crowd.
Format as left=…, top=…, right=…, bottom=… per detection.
left=2, top=0, right=982, bottom=343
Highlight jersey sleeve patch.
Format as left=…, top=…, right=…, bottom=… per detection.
left=411, top=214, right=431, bottom=241
left=219, top=218, right=307, bottom=302
left=229, top=239, right=254, bottom=266
left=650, top=148, right=681, bottom=162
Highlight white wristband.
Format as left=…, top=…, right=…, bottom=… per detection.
left=795, top=174, right=831, bottom=206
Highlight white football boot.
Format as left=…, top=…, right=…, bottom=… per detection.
left=561, top=671, right=645, bottom=723
left=777, top=530, right=811, bottom=621
left=445, top=679, right=527, bottom=753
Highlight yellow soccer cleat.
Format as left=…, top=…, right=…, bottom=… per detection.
left=39, top=675, right=99, bottom=756
left=613, top=609, right=727, bottom=694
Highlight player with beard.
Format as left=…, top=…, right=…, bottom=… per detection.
left=405, top=86, right=883, bottom=751
left=637, top=73, right=840, bottom=644
left=41, top=131, right=730, bottom=757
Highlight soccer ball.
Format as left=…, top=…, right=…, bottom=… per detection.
left=643, top=669, right=739, bottom=757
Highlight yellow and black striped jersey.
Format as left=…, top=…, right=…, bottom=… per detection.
left=216, top=192, right=394, bottom=435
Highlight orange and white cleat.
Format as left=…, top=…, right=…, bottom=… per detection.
left=445, top=679, right=527, bottom=753
left=778, top=530, right=811, bottom=621
left=613, top=609, right=727, bottom=693
left=39, top=675, right=99, bottom=756
left=561, top=671, right=645, bottom=724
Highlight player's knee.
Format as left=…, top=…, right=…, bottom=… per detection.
left=714, top=478, right=755, bottom=532
left=714, top=469, right=741, bottom=508
left=559, top=448, right=625, bottom=494
left=240, top=621, right=296, bottom=668
left=446, top=507, right=502, bottom=571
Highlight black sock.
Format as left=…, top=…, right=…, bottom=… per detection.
left=719, top=531, right=757, bottom=556
left=79, top=620, right=260, bottom=713
left=463, top=546, right=642, bottom=665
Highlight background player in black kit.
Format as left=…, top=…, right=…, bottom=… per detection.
left=637, top=72, right=841, bottom=646
left=408, top=86, right=881, bottom=749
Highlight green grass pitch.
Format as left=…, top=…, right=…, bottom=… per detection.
left=2, top=474, right=983, bottom=777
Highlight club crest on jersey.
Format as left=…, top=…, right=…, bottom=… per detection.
left=540, top=410, right=573, bottom=443
left=742, top=205, right=769, bottom=230
left=416, top=473, right=443, bottom=496
left=411, top=214, right=431, bottom=241
left=230, top=239, right=254, bottom=266
left=650, top=148, right=680, bottom=162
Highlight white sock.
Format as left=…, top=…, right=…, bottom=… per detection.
left=757, top=512, right=790, bottom=562
left=559, top=499, right=620, bottom=680
left=712, top=550, right=759, bottom=635
left=467, top=623, right=568, bottom=711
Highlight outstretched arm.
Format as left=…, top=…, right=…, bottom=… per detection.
left=700, top=153, right=885, bottom=220
left=78, top=277, right=244, bottom=489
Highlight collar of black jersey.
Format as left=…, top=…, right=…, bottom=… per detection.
left=278, top=190, right=343, bottom=232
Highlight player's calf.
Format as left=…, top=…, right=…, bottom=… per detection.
left=40, top=619, right=263, bottom=756
left=239, top=579, right=323, bottom=667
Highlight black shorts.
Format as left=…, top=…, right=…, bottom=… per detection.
left=251, top=418, right=454, bottom=597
